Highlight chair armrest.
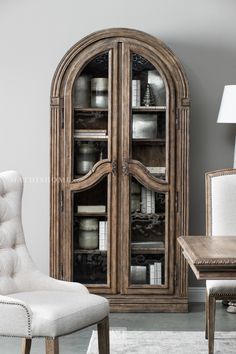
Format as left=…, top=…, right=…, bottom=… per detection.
left=0, top=295, right=32, bottom=337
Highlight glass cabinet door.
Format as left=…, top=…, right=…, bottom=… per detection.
left=130, top=177, right=167, bottom=287
left=121, top=47, right=174, bottom=295
left=68, top=47, right=116, bottom=292
left=73, top=177, right=109, bottom=286
left=72, top=52, right=109, bottom=180
left=131, top=53, right=167, bottom=180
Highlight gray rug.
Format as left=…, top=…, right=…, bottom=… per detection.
left=87, top=329, right=236, bottom=353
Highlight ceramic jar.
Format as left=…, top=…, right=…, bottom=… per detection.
left=73, top=75, right=90, bottom=108
left=76, top=142, right=98, bottom=175
left=79, top=218, right=98, bottom=250
left=91, top=78, right=108, bottom=108
left=132, top=114, right=157, bottom=139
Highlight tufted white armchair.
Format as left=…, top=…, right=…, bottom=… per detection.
left=205, top=169, right=236, bottom=354
left=0, top=170, right=110, bottom=354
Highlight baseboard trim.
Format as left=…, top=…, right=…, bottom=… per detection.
left=188, top=287, right=205, bottom=302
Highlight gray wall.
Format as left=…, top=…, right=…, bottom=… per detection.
left=0, top=0, right=236, bottom=287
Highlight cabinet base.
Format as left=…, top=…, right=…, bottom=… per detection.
left=105, top=295, right=188, bottom=313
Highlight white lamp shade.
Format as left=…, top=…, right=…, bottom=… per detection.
left=217, top=85, right=236, bottom=123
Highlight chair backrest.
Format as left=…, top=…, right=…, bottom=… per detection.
left=206, top=169, right=236, bottom=236
left=0, top=170, right=34, bottom=295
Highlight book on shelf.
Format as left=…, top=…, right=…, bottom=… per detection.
left=141, top=187, right=155, bottom=214
left=146, top=166, right=166, bottom=175
left=149, top=262, right=162, bottom=285
left=74, top=129, right=107, bottom=138
left=132, top=80, right=141, bottom=107
left=77, top=205, right=106, bottom=213
left=99, top=221, right=107, bottom=251
left=131, top=241, right=164, bottom=249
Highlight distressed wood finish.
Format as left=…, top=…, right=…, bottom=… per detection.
left=97, top=316, right=110, bottom=354
left=45, top=338, right=59, bottom=354
left=178, top=236, right=236, bottom=280
left=21, top=339, right=32, bottom=354
left=50, top=28, right=190, bottom=311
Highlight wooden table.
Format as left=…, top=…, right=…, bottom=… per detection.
left=178, top=236, right=236, bottom=354
left=178, top=236, right=236, bottom=280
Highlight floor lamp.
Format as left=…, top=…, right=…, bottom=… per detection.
left=217, top=85, right=236, bottom=313
left=217, top=85, right=236, bottom=167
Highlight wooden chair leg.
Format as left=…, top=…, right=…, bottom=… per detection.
left=45, top=338, right=59, bottom=354
left=208, top=296, right=216, bottom=354
left=205, top=291, right=209, bottom=339
left=21, top=338, right=32, bottom=354
left=97, top=316, right=110, bottom=354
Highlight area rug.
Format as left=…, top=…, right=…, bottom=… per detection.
left=87, top=329, right=236, bottom=354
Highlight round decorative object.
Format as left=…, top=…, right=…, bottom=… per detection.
left=76, top=142, right=98, bottom=175
left=79, top=218, right=98, bottom=250
left=91, top=78, right=108, bottom=108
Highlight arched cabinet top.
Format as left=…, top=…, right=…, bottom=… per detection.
left=51, top=28, right=190, bottom=106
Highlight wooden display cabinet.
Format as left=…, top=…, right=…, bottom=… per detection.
left=50, top=28, right=190, bottom=312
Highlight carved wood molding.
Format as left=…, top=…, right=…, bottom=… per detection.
left=181, top=97, right=190, bottom=107
left=128, top=159, right=169, bottom=192
left=51, top=97, right=60, bottom=106
left=195, top=258, right=236, bottom=266
left=70, top=159, right=112, bottom=191
left=122, top=159, right=129, bottom=176
left=51, top=28, right=189, bottom=101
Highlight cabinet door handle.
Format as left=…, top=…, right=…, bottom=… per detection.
left=122, top=159, right=129, bottom=176
left=112, top=160, right=117, bottom=175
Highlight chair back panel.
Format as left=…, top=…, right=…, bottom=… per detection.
left=0, top=171, right=33, bottom=295
left=206, top=169, right=236, bottom=236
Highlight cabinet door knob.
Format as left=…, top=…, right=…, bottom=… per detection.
left=122, top=159, right=129, bottom=176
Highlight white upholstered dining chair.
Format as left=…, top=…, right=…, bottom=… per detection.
left=0, top=170, right=110, bottom=354
left=205, top=169, right=236, bottom=354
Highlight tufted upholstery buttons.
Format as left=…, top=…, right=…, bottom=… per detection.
left=0, top=171, right=25, bottom=295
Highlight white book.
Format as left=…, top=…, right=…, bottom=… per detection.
left=146, top=189, right=152, bottom=214
left=132, top=80, right=141, bottom=107
left=77, top=205, right=106, bottom=213
left=151, top=191, right=155, bottom=213
left=104, top=221, right=107, bottom=251
left=141, top=187, right=147, bottom=213
left=155, top=262, right=162, bottom=285
left=149, top=264, right=155, bottom=285
left=99, top=221, right=107, bottom=251
left=146, top=166, right=166, bottom=174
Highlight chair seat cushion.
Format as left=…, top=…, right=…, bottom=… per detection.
left=9, top=290, right=109, bottom=338
left=207, top=279, right=236, bottom=296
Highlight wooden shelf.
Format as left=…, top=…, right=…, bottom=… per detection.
left=74, top=212, right=107, bottom=216
left=131, top=212, right=165, bottom=218
left=74, top=136, right=108, bottom=141
left=131, top=247, right=165, bottom=254
left=132, top=138, right=165, bottom=145
left=74, top=249, right=107, bottom=254
left=132, top=106, right=166, bottom=112
left=74, top=107, right=108, bottom=112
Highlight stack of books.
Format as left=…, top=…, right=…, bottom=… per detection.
left=74, top=129, right=107, bottom=139
left=149, top=262, right=162, bottom=285
left=132, top=80, right=141, bottom=107
left=146, top=167, right=166, bottom=175
left=77, top=205, right=106, bottom=214
left=99, top=221, right=107, bottom=250
left=141, top=187, right=155, bottom=213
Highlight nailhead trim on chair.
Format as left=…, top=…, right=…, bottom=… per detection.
left=0, top=300, right=32, bottom=337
